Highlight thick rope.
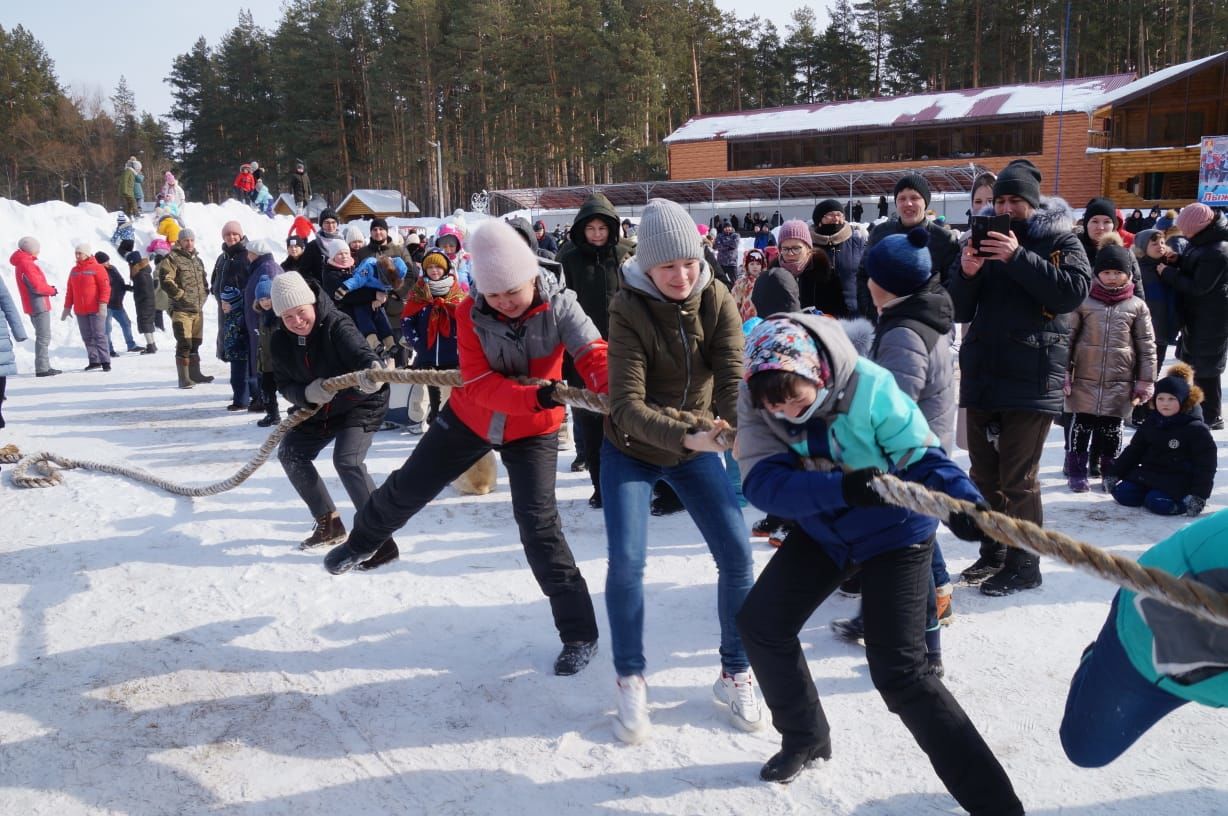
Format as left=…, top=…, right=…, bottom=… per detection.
left=871, top=473, right=1228, bottom=628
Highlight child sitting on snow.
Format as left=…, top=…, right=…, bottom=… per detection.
left=335, top=254, right=406, bottom=355
left=1064, top=234, right=1157, bottom=492
left=111, top=213, right=135, bottom=249
left=1104, top=362, right=1215, bottom=516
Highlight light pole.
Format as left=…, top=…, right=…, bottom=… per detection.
left=427, top=138, right=444, bottom=219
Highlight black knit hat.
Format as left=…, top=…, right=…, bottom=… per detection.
left=1083, top=197, right=1119, bottom=227
left=318, top=208, right=339, bottom=227
left=1094, top=243, right=1133, bottom=275
left=812, top=199, right=844, bottom=223
left=993, top=160, right=1042, bottom=208
left=369, top=217, right=389, bottom=231
left=1154, top=373, right=1191, bottom=406
left=894, top=174, right=931, bottom=207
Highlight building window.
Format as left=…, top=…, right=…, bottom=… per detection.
left=727, top=119, right=1042, bottom=171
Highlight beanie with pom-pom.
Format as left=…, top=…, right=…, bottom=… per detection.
left=865, top=226, right=933, bottom=296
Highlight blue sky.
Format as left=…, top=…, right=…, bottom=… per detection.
left=3, top=1, right=823, bottom=121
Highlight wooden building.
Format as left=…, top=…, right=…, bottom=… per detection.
left=664, top=53, right=1227, bottom=210
left=1090, top=52, right=1228, bottom=208
left=336, top=189, right=420, bottom=221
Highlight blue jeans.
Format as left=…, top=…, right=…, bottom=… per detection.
left=601, top=440, right=754, bottom=677
left=106, top=307, right=137, bottom=350
left=930, top=539, right=950, bottom=587
left=1111, top=480, right=1185, bottom=515
left=1060, top=596, right=1187, bottom=767
left=722, top=449, right=746, bottom=507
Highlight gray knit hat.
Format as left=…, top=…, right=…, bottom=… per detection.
left=635, top=198, right=703, bottom=271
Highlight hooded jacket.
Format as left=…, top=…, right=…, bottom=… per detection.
left=556, top=193, right=634, bottom=339
left=270, top=283, right=388, bottom=436
left=65, top=256, right=112, bottom=315
left=1165, top=213, right=1228, bottom=375
left=506, top=217, right=564, bottom=278
left=0, top=275, right=28, bottom=377
left=10, top=249, right=56, bottom=315
left=449, top=268, right=608, bottom=446
left=735, top=313, right=982, bottom=567
left=128, top=257, right=157, bottom=334
left=1066, top=286, right=1156, bottom=419
left=811, top=222, right=865, bottom=316
left=948, top=196, right=1093, bottom=415
left=1110, top=368, right=1215, bottom=501
left=1136, top=247, right=1180, bottom=348
left=605, top=256, right=743, bottom=467
left=870, top=277, right=957, bottom=451
left=859, top=216, right=960, bottom=321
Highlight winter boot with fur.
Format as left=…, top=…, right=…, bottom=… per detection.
left=1066, top=452, right=1090, bottom=493
left=176, top=356, right=195, bottom=389
left=188, top=353, right=214, bottom=384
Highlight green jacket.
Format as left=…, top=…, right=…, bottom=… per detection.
left=119, top=167, right=136, bottom=198
left=157, top=247, right=209, bottom=314
left=556, top=192, right=633, bottom=339
left=605, top=256, right=743, bottom=467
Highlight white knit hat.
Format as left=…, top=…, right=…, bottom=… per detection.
left=469, top=220, right=540, bottom=294
left=344, top=225, right=365, bottom=244
left=270, top=271, right=316, bottom=316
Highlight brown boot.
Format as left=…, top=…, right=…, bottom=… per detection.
left=188, top=353, right=214, bottom=384
left=176, top=356, right=195, bottom=389
left=300, top=513, right=346, bottom=550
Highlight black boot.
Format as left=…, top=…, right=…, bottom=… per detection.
left=760, top=742, right=832, bottom=783
left=960, top=555, right=1005, bottom=585
left=324, top=541, right=378, bottom=574
left=553, top=639, right=598, bottom=676
left=355, top=538, right=400, bottom=571
left=141, top=343, right=157, bottom=355
left=257, top=404, right=281, bottom=427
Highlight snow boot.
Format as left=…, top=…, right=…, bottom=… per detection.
left=554, top=639, right=598, bottom=676
left=187, top=353, right=214, bottom=384
left=588, top=490, right=603, bottom=509
left=176, top=356, right=195, bottom=389
left=300, top=514, right=346, bottom=550
left=936, top=583, right=954, bottom=625
left=1088, top=455, right=1101, bottom=478
left=767, top=523, right=792, bottom=548
left=831, top=615, right=865, bottom=644
left=1066, top=452, right=1089, bottom=493
left=960, top=555, right=1004, bottom=585
left=837, top=573, right=862, bottom=598
left=141, top=342, right=157, bottom=355
left=355, top=538, right=400, bottom=571
left=257, top=404, right=281, bottom=427
left=1097, top=455, right=1115, bottom=489
left=759, top=742, right=832, bottom=783
left=650, top=482, right=684, bottom=516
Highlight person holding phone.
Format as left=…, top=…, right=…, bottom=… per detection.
left=948, top=160, right=1092, bottom=596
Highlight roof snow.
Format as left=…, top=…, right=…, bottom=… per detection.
left=664, top=75, right=1137, bottom=143
left=1094, top=51, right=1227, bottom=109
left=337, top=189, right=419, bottom=214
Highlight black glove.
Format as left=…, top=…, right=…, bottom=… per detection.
left=947, top=498, right=991, bottom=541
left=536, top=381, right=561, bottom=410
left=841, top=467, right=885, bottom=508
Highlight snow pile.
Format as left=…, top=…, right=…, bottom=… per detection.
left=0, top=197, right=1226, bottom=813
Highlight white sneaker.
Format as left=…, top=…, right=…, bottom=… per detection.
left=713, top=670, right=766, bottom=732
left=613, top=674, right=651, bottom=744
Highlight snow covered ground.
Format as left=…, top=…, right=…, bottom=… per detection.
left=1, top=200, right=1226, bottom=814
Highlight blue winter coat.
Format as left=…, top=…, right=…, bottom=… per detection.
left=0, top=274, right=30, bottom=376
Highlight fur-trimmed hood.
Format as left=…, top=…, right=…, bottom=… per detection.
left=1022, top=196, right=1076, bottom=240
left=1160, top=361, right=1205, bottom=413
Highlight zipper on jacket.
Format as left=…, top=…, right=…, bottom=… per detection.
left=675, top=306, right=692, bottom=409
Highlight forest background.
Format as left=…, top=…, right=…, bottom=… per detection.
left=2, top=0, right=1226, bottom=213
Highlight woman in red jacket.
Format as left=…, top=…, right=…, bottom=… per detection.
left=10, top=236, right=60, bottom=376
left=62, top=243, right=112, bottom=371
left=323, top=220, right=608, bottom=677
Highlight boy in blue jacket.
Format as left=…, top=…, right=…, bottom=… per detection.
left=734, top=313, right=1022, bottom=816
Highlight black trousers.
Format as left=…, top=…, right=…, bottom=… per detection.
left=1069, top=413, right=1122, bottom=461
left=278, top=425, right=377, bottom=520
left=1195, top=376, right=1221, bottom=425
left=737, top=529, right=1022, bottom=816
left=964, top=407, right=1052, bottom=578
left=573, top=408, right=604, bottom=492
left=348, top=405, right=599, bottom=644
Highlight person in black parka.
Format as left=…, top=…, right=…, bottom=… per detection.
left=269, top=272, right=393, bottom=564
left=126, top=251, right=158, bottom=354
left=1158, top=204, right=1228, bottom=429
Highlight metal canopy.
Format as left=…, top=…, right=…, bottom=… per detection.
left=487, top=165, right=991, bottom=214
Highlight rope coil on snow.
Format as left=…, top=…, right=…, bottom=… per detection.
left=870, top=473, right=1228, bottom=628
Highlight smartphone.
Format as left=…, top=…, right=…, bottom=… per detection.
left=971, top=214, right=1010, bottom=256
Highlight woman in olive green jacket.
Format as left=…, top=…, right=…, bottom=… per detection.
left=600, top=197, right=762, bottom=745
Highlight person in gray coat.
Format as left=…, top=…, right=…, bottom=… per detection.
left=0, top=273, right=29, bottom=429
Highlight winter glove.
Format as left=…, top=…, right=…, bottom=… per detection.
left=536, top=381, right=562, bottom=410
left=304, top=378, right=335, bottom=406
left=946, top=498, right=991, bottom=542
left=354, top=362, right=383, bottom=394
left=1062, top=373, right=1072, bottom=397
left=840, top=467, right=886, bottom=508
left=1132, top=380, right=1154, bottom=403
left=1184, top=495, right=1206, bottom=517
